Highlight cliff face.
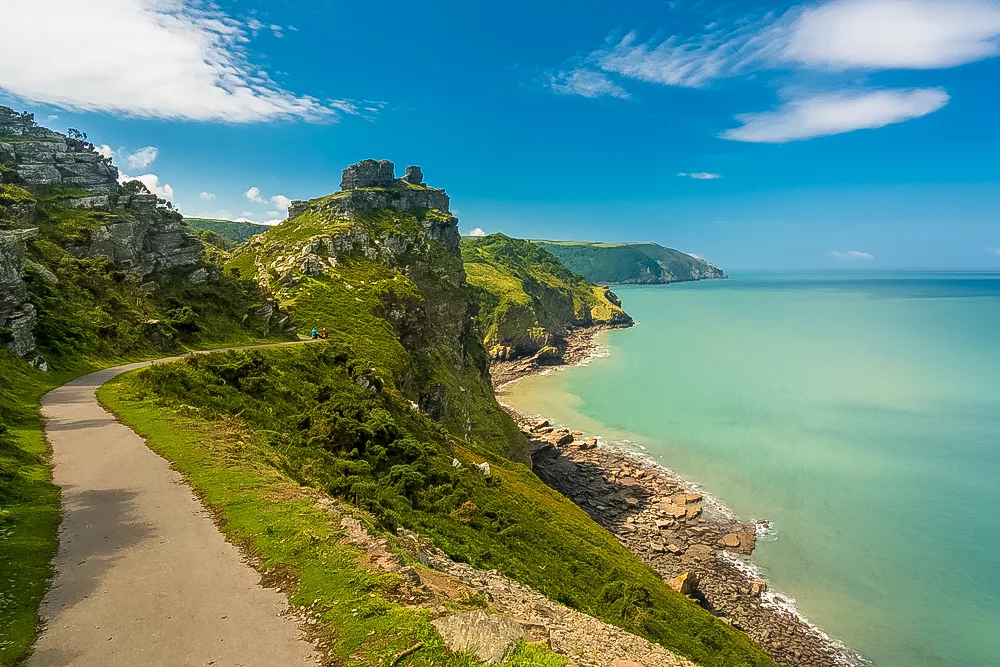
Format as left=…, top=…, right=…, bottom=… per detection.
left=231, top=160, right=528, bottom=461
left=535, top=241, right=727, bottom=285
left=461, top=234, right=633, bottom=361
left=0, top=229, right=39, bottom=363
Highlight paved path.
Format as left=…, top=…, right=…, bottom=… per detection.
left=29, top=343, right=319, bottom=667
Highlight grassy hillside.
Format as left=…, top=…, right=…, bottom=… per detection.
left=535, top=241, right=727, bottom=285
left=105, top=342, right=774, bottom=667
left=185, top=217, right=270, bottom=245
left=227, top=193, right=529, bottom=463
left=461, top=234, right=632, bottom=360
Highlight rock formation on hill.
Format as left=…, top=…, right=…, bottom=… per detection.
left=0, top=107, right=279, bottom=364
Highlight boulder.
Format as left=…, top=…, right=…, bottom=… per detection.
left=719, top=533, right=741, bottom=548
left=667, top=572, right=699, bottom=597
left=611, top=661, right=644, bottom=667
left=431, top=611, right=523, bottom=663
left=750, top=579, right=768, bottom=597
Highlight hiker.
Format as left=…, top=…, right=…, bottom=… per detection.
left=321, top=328, right=328, bottom=339
left=311, top=327, right=319, bottom=340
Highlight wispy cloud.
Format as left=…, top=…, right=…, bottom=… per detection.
left=0, top=0, right=353, bottom=122
left=556, top=0, right=1000, bottom=141
left=549, top=69, right=630, bottom=99
left=678, top=171, right=723, bottom=179
left=829, top=249, right=875, bottom=261
left=271, top=194, right=291, bottom=210
left=721, top=88, right=949, bottom=143
left=126, top=145, right=158, bottom=169
left=988, top=247, right=1000, bottom=256
left=198, top=191, right=216, bottom=200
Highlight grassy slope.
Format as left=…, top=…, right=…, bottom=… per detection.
left=534, top=241, right=725, bottom=285
left=103, top=343, right=773, bottom=667
left=99, top=375, right=565, bottom=667
left=461, top=234, right=631, bottom=356
left=184, top=218, right=270, bottom=245
left=1, top=190, right=293, bottom=663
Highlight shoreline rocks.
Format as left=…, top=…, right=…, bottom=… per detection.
left=496, top=331, right=861, bottom=667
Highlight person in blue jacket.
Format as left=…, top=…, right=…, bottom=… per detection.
left=311, top=327, right=319, bottom=339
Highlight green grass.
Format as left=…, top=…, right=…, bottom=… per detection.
left=0, top=353, right=94, bottom=664
left=98, top=372, right=566, bottom=667
left=184, top=218, right=271, bottom=245
left=107, top=344, right=774, bottom=667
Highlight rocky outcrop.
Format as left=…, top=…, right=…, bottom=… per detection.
left=69, top=192, right=203, bottom=276
left=0, top=107, right=118, bottom=208
left=0, top=229, right=40, bottom=362
left=290, top=160, right=450, bottom=221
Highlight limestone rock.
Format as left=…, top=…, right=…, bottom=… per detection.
left=0, top=229, right=38, bottom=358
left=431, top=610, right=522, bottom=663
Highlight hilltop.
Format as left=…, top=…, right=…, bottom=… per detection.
left=185, top=217, right=270, bottom=248
left=535, top=241, right=727, bottom=285
left=461, top=233, right=632, bottom=362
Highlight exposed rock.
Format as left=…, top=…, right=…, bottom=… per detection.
left=668, top=572, right=699, bottom=596
left=402, top=165, right=424, bottom=185
left=431, top=610, right=522, bottom=663
left=751, top=579, right=768, bottom=597
left=0, top=229, right=38, bottom=358
left=340, top=158, right=396, bottom=190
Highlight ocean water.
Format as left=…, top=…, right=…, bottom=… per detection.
left=499, top=271, right=1000, bottom=667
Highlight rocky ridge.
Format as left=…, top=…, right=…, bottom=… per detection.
left=0, top=228, right=41, bottom=364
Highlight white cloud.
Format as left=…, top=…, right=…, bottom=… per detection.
left=721, top=88, right=949, bottom=143
left=96, top=144, right=115, bottom=159
left=240, top=210, right=255, bottom=217
left=784, top=0, right=1000, bottom=70
left=587, top=1, right=1000, bottom=92
left=118, top=171, right=174, bottom=200
left=468, top=228, right=486, bottom=237
left=270, top=193, right=291, bottom=210
left=126, top=145, right=158, bottom=169
left=0, top=0, right=349, bottom=122
left=988, top=247, right=1000, bottom=256
left=549, top=69, right=630, bottom=99
left=244, top=186, right=265, bottom=203
left=266, top=210, right=280, bottom=217
left=46, top=114, right=59, bottom=121
left=198, top=191, right=216, bottom=200
left=246, top=18, right=264, bottom=35
left=829, top=250, right=875, bottom=261
left=678, top=171, right=722, bottom=179
left=269, top=24, right=283, bottom=38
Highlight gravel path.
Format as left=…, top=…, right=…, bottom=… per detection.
left=28, top=344, right=319, bottom=667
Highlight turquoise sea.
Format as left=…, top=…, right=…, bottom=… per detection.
left=499, top=271, right=1000, bottom=667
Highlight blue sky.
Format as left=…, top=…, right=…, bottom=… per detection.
left=2, top=0, right=999, bottom=269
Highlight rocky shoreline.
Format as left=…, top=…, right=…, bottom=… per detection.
left=494, top=328, right=861, bottom=667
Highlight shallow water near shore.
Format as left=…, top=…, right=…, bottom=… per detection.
left=499, top=271, right=1000, bottom=667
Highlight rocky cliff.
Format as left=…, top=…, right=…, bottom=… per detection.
left=535, top=241, right=727, bottom=285
left=230, top=160, right=527, bottom=461
left=0, top=108, right=286, bottom=364
left=461, top=233, right=633, bottom=362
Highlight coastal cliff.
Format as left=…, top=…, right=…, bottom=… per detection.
left=535, top=241, right=727, bottom=285
left=461, top=233, right=632, bottom=363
